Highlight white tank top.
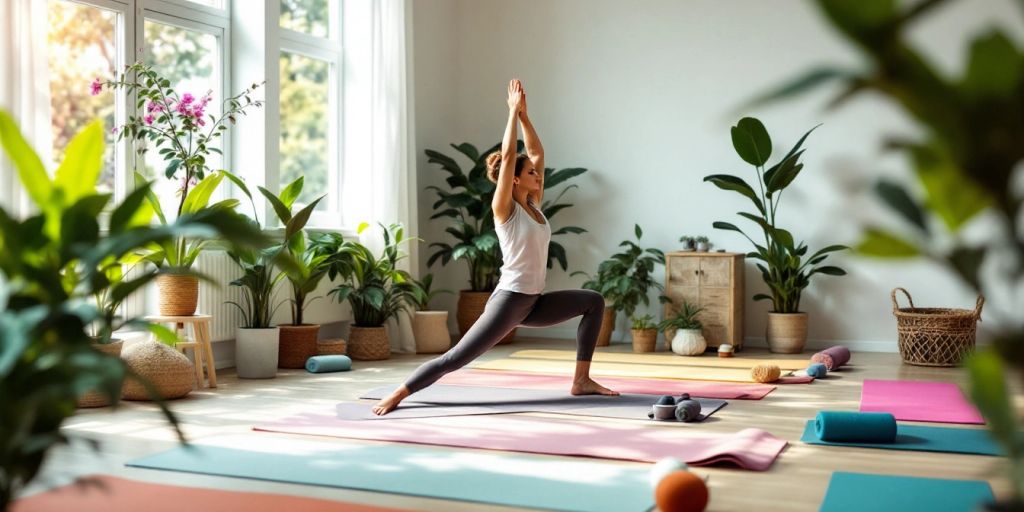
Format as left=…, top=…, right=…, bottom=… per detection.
left=495, top=201, right=551, bottom=294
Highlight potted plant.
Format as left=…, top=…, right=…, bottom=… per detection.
left=260, top=176, right=330, bottom=368
left=658, top=300, right=706, bottom=356
left=325, top=223, right=418, bottom=361
left=694, top=236, right=712, bottom=252
left=424, top=141, right=588, bottom=344
left=0, top=112, right=265, bottom=507
left=679, top=235, right=695, bottom=251
left=102, top=62, right=263, bottom=316
left=410, top=273, right=454, bottom=354
left=704, top=117, right=847, bottom=353
left=630, top=314, right=658, bottom=353
left=572, top=224, right=666, bottom=346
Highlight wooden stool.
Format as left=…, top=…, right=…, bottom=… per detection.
left=145, top=315, right=217, bottom=388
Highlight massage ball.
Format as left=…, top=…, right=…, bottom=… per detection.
left=657, top=395, right=677, bottom=406
left=675, top=399, right=702, bottom=422
left=751, top=364, right=781, bottom=383
left=655, top=470, right=709, bottom=512
left=807, top=362, right=828, bottom=378
left=649, top=457, right=688, bottom=489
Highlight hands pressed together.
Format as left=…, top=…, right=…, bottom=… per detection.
left=507, top=78, right=527, bottom=116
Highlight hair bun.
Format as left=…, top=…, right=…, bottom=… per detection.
left=485, top=152, right=502, bottom=183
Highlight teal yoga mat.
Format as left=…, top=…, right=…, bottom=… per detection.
left=127, top=438, right=654, bottom=512
left=801, top=420, right=1000, bottom=456
left=306, top=355, right=351, bottom=373
left=820, top=472, right=994, bottom=512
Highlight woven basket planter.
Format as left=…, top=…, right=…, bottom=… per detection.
left=414, top=310, right=452, bottom=354
left=457, top=290, right=516, bottom=345
left=892, top=287, right=984, bottom=367
left=766, top=312, right=808, bottom=354
left=77, top=340, right=124, bottom=408
left=631, top=329, right=658, bottom=353
left=317, top=338, right=347, bottom=356
left=597, top=307, right=615, bottom=347
left=156, top=274, right=198, bottom=316
left=121, top=341, right=194, bottom=401
left=278, top=324, right=320, bottom=369
left=348, top=326, right=390, bottom=361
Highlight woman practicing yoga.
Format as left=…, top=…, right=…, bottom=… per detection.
left=372, top=79, right=618, bottom=415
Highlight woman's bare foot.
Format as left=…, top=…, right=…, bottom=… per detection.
left=571, top=378, right=620, bottom=396
left=372, top=386, right=411, bottom=416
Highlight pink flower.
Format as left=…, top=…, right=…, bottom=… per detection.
left=110, top=126, right=118, bottom=134
left=180, top=93, right=195, bottom=105
left=144, top=114, right=154, bottom=125
left=90, top=78, right=102, bottom=96
left=146, top=101, right=163, bottom=113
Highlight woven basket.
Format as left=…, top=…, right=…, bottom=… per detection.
left=348, top=326, right=390, bottom=361
left=457, top=290, right=516, bottom=344
left=278, top=324, right=320, bottom=368
left=317, top=338, right=347, bottom=356
left=77, top=340, right=124, bottom=408
left=631, top=329, right=658, bottom=353
left=892, top=287, right=984, bottom=367
left=156, top=274, right=199, bottom=316
left=121, top=341, right=195, bottom=400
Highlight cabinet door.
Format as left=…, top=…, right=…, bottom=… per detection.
left=698, top=287, right=731, bottom=345
left=668, top=256, right=700, bottom=287
left=700, top=257, right=732, bottom=287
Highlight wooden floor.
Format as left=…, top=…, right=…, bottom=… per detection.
left=26, top=337, right=1011, bottom=511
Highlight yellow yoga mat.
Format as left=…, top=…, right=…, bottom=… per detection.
left=474, top=358, right=792, bottom=383
left=510, top=349, right=810, bottom=371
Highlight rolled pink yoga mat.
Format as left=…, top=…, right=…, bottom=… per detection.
left=255, top=413, right=787, bottom=471
left=859, top=379, right=984, bottom=424
left=811, top=346, right=851, bottom=370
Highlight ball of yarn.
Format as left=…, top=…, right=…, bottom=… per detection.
left=655, top=470, right=709, bottom=512
left=751, top=364, right=782, bottom=383
left=807, top=362, right=828, bottom=378
left=675, top=399, right=702, bottom=422
left=649, top=458, right=688, bottom=489
left=657, top=395, right=677, bottom=406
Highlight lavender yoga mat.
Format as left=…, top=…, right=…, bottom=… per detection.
left=860, top=379, right=984, bottom=424
left=347, top=385, right=727, bottom=421
left=255, top=413, right=787, bottom=470
left=438, top=369, right=776, bottom=399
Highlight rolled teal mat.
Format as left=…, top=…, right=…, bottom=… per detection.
left=801, top=420, right=1001, bottom=456
left=305, top=355, right=352, bottom=373
left=815, top=411, right=896, bottom=442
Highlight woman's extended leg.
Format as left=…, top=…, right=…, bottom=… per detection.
left=372, top=290, right=538, bottom=415
left=520, top=289, right=619, bottom=396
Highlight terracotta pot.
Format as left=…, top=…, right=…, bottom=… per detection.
left=597, top=307, right=615, bottom=347
left=278, top=324, right=320, bottom=369
left=457, top=290, right=515, bottom=344
left=766, top=312, right=808, bottom=354
left=413, top=310, right=452, bottom=354
left=631, top=328, right=658, bottom=353
left=77, top=340, right=124, bottom=408
left=236, top=327, right=280, bottom=378
left=348, top=325, right=390, bottom=361
left=156, top=273, right=198, bottom=316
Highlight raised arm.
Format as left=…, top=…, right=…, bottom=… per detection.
left=518, top=91, right=545, bottom=205
left=492, top=79, right=524, bottom=224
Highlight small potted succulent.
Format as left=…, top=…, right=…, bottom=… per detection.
left=695, top=236, right=712, bottom=252
left=410, top=273, right=454, bottom=354
left=658, top=300, right=706, bottom=356
left=679, top=236, right=695, bottom=251
left=630, top=314, right=659, bottom=353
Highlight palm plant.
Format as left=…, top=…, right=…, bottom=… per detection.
left=704, top=117, right=847, bottom=313
left=572, top=224, right=667, bottom=319
left=409, top=273, right=453, bottom=311
left=658, top=300, right=704, bottom=332
left=425, top=140, right=588, bottom=290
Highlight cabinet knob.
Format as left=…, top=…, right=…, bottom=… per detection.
left=694, top=270, right=699, bottom=275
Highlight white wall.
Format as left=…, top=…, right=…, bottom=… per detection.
left=413, top=0, right=1023, bottom=351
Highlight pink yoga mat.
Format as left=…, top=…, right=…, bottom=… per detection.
left=439, top=369, right=776, bottom=399
left=255, top=413, right=787, bottom=471
left=859, top=379, right=984, bottom=424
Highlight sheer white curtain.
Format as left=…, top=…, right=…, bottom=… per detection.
left=0, top=0, right=52, bottom=216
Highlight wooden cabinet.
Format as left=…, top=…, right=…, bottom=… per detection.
left=663, top=252, right=745, bottom=350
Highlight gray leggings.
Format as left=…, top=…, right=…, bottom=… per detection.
left=404, top=288, right=605, bottom=394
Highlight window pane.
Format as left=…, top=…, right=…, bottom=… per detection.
left=279, top=52, right=329, bottom=210
left=143, top=20, right=222, bottom=214
left=183, top=0, right=225, bottom=9
left=280, top=0, right=329, bottom=38
left=47, top=0, right=118, bottom=194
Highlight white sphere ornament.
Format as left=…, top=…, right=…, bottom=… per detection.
left=649, top=457, right=689, bottom=489
left=671, top=328, right=707, bottom=356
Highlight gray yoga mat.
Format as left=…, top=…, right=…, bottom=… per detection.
left=342, top=384, right=727, bottom=421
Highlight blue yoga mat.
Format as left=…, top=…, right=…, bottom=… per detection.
left=801, top=420, right=1000, bottom=456
left=127, top=438, right=654, bottom=512
left=815, top=411, right=897, bottom=442
left=820, top=472, right=994, bottom=512
left=306, top=355, right=352, bottom=373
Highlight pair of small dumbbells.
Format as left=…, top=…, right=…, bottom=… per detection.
left=648, top=393, right=702, bottom=422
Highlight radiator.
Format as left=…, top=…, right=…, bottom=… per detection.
left=197, top=251, right=246, bottom=342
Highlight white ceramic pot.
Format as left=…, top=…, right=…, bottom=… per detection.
left=695, top=242, right=709, bottom=252
left=236, top=327, right=280, bottom=379
left=413, top=310, right=452, bottom=354
left=671, top=328, right=707, bottom=356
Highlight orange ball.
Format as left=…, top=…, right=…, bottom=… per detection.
left=655, top=470, right=709, bottom=512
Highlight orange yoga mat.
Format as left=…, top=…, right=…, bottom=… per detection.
left=11, top=475, right=409, bottom=512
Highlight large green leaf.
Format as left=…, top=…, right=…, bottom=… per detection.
left=855, top=228, right=920, bottom=258
left=109, top=183, right=154, bottom=234
left=54, top=120, right=104, bottom=205
left=765, top=153, right=804, bottom=195
left=0, top=111, right=52, bottom=207
left=284, top=195, right=323, bottom=241
left=279, top=176, right=304, bottom=210
left=181, top=172, right=225, bottom=215
left=966, top=350, right=1019, bottom=457
left=908, top=144, right=990, bottom=232
left=259, top=186, right=292, bottom=224
left=449, top=142, right=480, bottom=163
left=961, top=30, right=1023, bottom=99
left=704, top=175, right=765, bottom=214
left=730, top=117, right=772, bottom=167
left=545, top=167, right=587, bottom=189
left=875, top=180, right=928, bottom=232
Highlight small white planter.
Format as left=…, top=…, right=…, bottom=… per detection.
left=671, top=328, right=707, bottom=356
left=695, top=242, right=710, bottom=252
left=413, top=310, right=452, bottom=354
left=236, top=327, right=280, bottom=379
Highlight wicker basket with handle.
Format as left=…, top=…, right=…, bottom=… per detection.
left=892, top=287, right=984, bottom=367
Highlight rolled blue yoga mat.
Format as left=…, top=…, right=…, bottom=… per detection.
left=305, top=355, right=352, bottom=373
left=815, top=411, right=897, bottom=443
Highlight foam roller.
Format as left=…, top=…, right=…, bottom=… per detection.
left=811, top=346, right=850, bottom=370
